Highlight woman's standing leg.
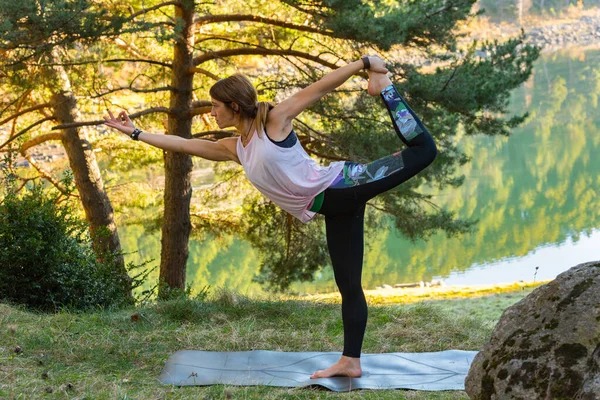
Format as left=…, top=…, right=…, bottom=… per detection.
left=310, top=205, right=367, bottom=379
left=311, top=72, right=437, bottom=379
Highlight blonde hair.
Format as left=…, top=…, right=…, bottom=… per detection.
left=209, top=74, right=273, bottom=136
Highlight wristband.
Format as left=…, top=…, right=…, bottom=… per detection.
left=131, top=128, right=142, bottom=141
left=361, top=56, right=370, bottom=70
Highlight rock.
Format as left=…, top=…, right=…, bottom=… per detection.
left=465, top=261, right=600, bottom=400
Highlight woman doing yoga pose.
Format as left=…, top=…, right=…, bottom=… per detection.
left=104, top=56, right=437, bottom=379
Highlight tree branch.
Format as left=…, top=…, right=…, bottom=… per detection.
left=193, top=47, right=340, bottom=69
left=191, top=100, right=212, bottom=108
left=20, top=132, right=63, bottom=153
left=293, top=118, right=336, bottom=143
left=0, top=91, right=32, bottom=120
left=188, top=67, right=220, bottom=80
left=194, top=14, right=331, bottom=36
left=0, top=117, right=55, bottom=149
left=0, top=103, right=52, bottom=127
left=90, top=86, right=173, bottom=98
left=426, top=1, right=465, bottom=19
left=51, top=107, right=170, bottom=130
left=127, top=1, right=181, bottom=20
left=20, top=151, right=69, bottom=195
left=194, top=35, right=251, bottom=46
left=190, top=106, right=212, bottom=116
left=189, top=100, right=212, bottom=117
left=441, top=63, right=461, bottom=92
left=9, top=92, right=32, bottom=139
left=94, top=58, right=173, bottom=68
left=113, top=37, right=145, bottom=59
left=35, top=59, right=172, bottom=69
left=303, top=145, right=346, bottom=161
left=2, top=176, right=36, bottom=198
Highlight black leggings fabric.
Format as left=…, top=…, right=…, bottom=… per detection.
left=317, top=85, right=437, bottom=358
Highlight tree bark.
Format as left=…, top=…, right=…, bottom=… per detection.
left=50, top=77, right=128, bottom=286
left=158, top=0, right=195, bottom=296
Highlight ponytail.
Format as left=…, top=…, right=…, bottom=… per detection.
left=254, top=101, right=274, bottom=138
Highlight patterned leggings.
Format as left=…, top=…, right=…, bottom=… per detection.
left=317, top=85, right=437, bottom=358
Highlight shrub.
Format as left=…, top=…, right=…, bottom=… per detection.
left=0, top=177, right=133, bottom=311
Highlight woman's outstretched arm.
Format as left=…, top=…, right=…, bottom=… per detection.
left=268, top=56, right=388, bottom=132
left=103, top=110, right=239, bottom=163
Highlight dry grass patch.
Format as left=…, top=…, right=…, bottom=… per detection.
left=296, top=281, right=545, bottom=305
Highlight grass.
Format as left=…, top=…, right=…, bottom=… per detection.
left=0, top=286, right=540, bottom=399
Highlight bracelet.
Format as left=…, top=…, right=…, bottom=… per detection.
left=131, top=128, right=143, bottom=141
left=361, top=56, right=370, bottom=70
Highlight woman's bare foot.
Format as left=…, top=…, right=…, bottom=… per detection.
left=310, top=356, right=362, bottom=379
left=367, top=71, right=393, bottom=96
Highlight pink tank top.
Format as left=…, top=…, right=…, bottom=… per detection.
left=236, top=130, right=344, bottom=223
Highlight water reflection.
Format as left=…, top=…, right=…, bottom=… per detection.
left=296, top=48, right=600, bottom=293
left=122, top=48, right=600, bottom=296
left=438, top=229, right=600, bottom=286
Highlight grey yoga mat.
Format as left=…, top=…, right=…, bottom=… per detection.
left=158, top=349, right=478, bottom=392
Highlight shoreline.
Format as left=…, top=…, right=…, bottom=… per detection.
left=293, top=280, right=549, bottom=305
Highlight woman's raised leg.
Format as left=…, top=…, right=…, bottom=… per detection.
left=326, top=72, right=437, bottom=200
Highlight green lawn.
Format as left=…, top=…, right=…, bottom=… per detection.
left=0, top=288, right=536, bottom=399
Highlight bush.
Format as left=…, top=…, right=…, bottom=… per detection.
left=0, top=178, right=133, bottom=311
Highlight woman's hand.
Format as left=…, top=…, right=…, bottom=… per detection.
left=103, top=110, right=135, bottom=136
left=365, top=56, right=389, bottom=74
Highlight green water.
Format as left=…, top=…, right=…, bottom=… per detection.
left=121, top=48, right=600, bottom=296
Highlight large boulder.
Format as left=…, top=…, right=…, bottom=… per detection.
left=465, top=261, right=600, bottom=400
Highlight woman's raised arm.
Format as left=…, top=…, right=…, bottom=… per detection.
left=103, top=110, right=239, bottom=163
left=268, top=56, right=388, bottom=130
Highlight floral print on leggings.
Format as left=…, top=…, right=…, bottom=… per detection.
left=328, top=84, right=422, bottom=190
left=329, top=151, right=404, bottom=189
left=381, top=84, right=423, bottom=142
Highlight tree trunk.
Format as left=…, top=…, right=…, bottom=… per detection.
left=158, top=0, right=195, bottom=296
left=518, top=0, right=523, bottom=23
left=50, top=74, right=128, bottom=287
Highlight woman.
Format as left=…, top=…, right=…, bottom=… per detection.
left=104, top=56, right=437, bottom=379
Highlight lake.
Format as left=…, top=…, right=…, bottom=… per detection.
left=121, top=47, right=600, bottom=296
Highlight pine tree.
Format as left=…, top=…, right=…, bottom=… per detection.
left=0, top=0, right=131, bottom=288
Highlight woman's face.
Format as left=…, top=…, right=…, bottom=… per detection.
left=210, top=98, right=237, bottom=129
